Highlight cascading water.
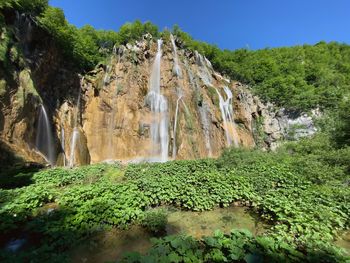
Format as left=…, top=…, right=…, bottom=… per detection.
left=194, top=51, right=212, bottom=86
left=187, top=65, right=213, bottom=156
left=146, top=39, right=169, bottom=162
left=15, top=12, right=33, bottom=55
left=216, top=87, right=239, bottom=147
left=172, top=95, right=182, bottom=159
left=61, top=126, right=66, bottom=166
left=68, top=87, right=81, bottom=167
left=68, top=128, right=79, bottom=167
left=170, top=34, right=184, bottom=159
left=198, top=103, right=213, bottom=157
left=170, top=34, right=182, bottom=78
left=35, top=105, right=55, bottom=165
left=103, top=45, right=118, bottom=86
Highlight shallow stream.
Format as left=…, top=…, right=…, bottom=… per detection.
left=70, top=206, right=267, bottom=263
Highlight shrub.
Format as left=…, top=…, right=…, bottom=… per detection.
left=141, top=209, right=168, bottom=234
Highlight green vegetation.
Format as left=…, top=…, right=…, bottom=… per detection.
left=173, top=26, right=350, bottom=112
left=1, top=1, right=158, bottom=71
left=37, top=7, right=119, bottom=70
left=141, top=209, right=168, bottom=234
left=0, top=0, right=48, bottom=15
left=1, top=1, right=350, bottom=262
left=0, top=79, right=6, bottom=96
left=121, top=229, right=344, bottom=263
left=332, top=99, right=350, bottom=147
left=0, top=131, right=349, bottom=262
left=2, top=1, right=350, bottom=112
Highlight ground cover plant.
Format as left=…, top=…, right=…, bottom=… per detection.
left=0, top=133, right=349, bottom=262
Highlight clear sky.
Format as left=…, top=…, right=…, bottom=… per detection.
left=49, top=0, right=350, bottom=50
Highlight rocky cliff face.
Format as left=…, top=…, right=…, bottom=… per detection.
left=0, top=12, right=81, bottom=167
left=0, top=16, right=316, bottom=167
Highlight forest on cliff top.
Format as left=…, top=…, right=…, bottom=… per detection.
left=1, top=0, right=350, bottom=113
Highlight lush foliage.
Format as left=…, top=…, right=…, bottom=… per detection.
left=173, top=26, right=350, bottom=112
left=332, top=98, right=350, bottom=147
left=1, top=2, right=158, bottom=71
left=1, top=1, right=350, bottom=262
left=37, top=6, right=119, bottom=70
left=141, top=209, right=167, bottom=234
left=3, top=1, right=350, bottom=112
left=0, top=134, right=349, bottom=262
left=0, top=0, right=48, bottom=15
left=121, top=229, right=347, bottom=263
left=117, top=20, right=159, bottom=45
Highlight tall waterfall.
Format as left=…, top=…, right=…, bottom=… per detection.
left=170, top=34, right=182, bottom=78
left=147, top=39, right=169, bottom=162
left=216, top=87, right=239, bottom=147
left=35, top=104, right=55, bottom=165
left=68, top=88, right=81, bottom=167
left=172, top=95, right=182, bottom=159
left=170, top=34, right=184, bottom=159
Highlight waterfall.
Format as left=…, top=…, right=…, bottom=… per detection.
left=187, top=65, right=213, bottom=156
left=194, top=51, right=212, bottom=86
left=61, top=126, right=66, bottom=167
left=147, top=39, right=169, bottom=162
left=215, top=87, right=239, bottom=147
left=170, top=34, right=182, bottom=78
left=68, top=128, right=79, bottom=167
left=170, top=34, right=184, bottom=159
left=172, top=95, right=182, bottom=159
left=35, top=105, right=55, bottom=165
left=204, top=57, right=213, bottom=69
left=69, top=86, right=81, bottom=167
left=198, top=103, right=213, bottom=157
left=103, top=45, right=118, bottom=86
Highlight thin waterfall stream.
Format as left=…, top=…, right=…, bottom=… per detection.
left=35, top=104, right=55, bottom=166
left=170, top=34, right=182, bottom=78
left=69, top=83, right=82, bottom=167
left=170, top=34, right=184, bottom=159
left=172, top=95, right=182, bottom=159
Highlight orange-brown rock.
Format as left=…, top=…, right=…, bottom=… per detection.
left=1, top=24, right=289, bottom=167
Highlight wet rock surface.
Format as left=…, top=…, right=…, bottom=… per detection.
left=0, top=17, right=318, bottom=166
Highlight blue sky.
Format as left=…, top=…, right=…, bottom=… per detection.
left=49, top=0, right=350, bottom=50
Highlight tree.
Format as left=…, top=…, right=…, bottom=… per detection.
left=333, top=98, right=350, bottom=147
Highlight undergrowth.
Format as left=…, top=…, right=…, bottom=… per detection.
left=0, top=135, right=349, bottom=262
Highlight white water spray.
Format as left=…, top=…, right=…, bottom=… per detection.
left=216, top=87, right=239, bottom=147
left=170, top=34, right=182, bottom=78
left=147, top=39, right=169, bottom=162
left=35, top=104, right=55, bottom=165
left=194, top=51, right=212, bottom=85
left=68, top=128, right=79, bottom=167
left=60, top=126, right=66, bottom=167
left=172, top=95, right=182, bottom=159
left=198, top=103, right=213, bottom=157
left=187, top=65, right=213, bottom=156
left=69, top=84, right=82, bottom=167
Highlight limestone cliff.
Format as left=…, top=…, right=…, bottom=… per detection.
left=0, top=15, right=314, bottom=167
